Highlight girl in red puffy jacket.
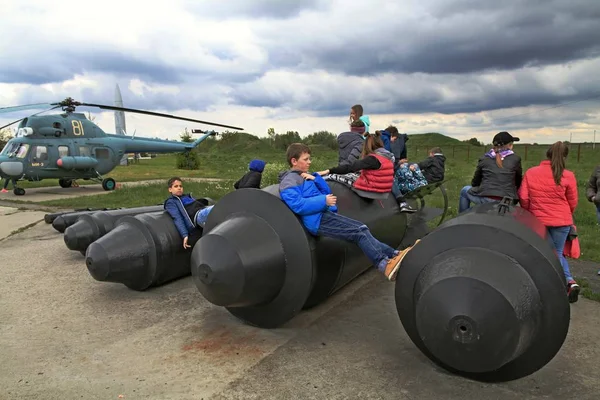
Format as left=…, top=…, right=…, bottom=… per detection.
left=518, top=141, right=580, bottom=303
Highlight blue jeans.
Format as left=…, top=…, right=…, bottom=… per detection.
left=458, top=185, right=500, bottom=213
left=596, top=204, right=600, bottom=224
left=391, top=183, right=401, bottom=199
left=317, top=210, right=397, bottom=271
left=547, top=226, right=574, bottom=283
left=194, top=205, right=214, bottom=227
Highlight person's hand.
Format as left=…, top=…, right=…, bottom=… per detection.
left=409, top=164, right=416, bottom=171
left=183, top=236, right=191, bottom=249
left=326, top=194, right=337, bottom=206
left=301, top=172, right=315, bottom=180
left=399, top=159, right=408, bottom=164
left=317, top=170, right=330, bottom=176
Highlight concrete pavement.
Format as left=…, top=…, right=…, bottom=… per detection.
left=0, top=206, right=47, bottom=240
left=0, top=178, right=226, bottom=203
left=0, top=207, right=598, bottom=400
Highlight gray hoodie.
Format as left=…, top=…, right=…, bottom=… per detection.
left=337, top=131, right=365, bottom=166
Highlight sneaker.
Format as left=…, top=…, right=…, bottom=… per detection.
left=399, top=202, right=417, bottom=213
left=567, top=280, right=580, bottom=303
left=0, top=189, right=8, bottom=193
left=384, top=240, right=421, bottom=281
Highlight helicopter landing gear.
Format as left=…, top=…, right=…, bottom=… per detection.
left=13, top=187, right=25, bottom=196
left=102, top=178, right=116, bottom=191
left=59, top=179, right=73, bottom=188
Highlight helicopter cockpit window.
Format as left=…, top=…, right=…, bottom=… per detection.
left=58, top=146, right=69, bottom=158
left=32, top=145, right=48, bottom=162
left=1, top=141, right=19, bottom=155
left=15, top=144, right=29, bottom=159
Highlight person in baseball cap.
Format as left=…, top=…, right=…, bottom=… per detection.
left=458, top=131, right=523, bottom=213
left=492, top=131, right=520, bottom=146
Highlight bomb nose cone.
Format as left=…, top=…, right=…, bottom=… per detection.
left=193, top=235, right=245, bottom=306
left=85, top=221, right=151, bottom=287
left=413, top=247, right=541, bottom=374
left=191, top=214, right=286, bottom=308
left=64, top=218, right=97, bottom=251
left=85, top=243, right=111, bottom=281
left=52, top=216, right=68, bottom=233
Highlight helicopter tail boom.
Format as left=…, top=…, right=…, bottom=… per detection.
left=105, top=130, right=216, bottom=154
left=186, top=130, right=217, bottom=149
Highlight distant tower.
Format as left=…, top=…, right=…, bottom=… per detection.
left=114, top=84, right=128, bottom=165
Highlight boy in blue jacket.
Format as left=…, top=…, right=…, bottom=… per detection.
left=164, top=177, right=214, bottom=249
left=278, top=143, right=419, bottom=281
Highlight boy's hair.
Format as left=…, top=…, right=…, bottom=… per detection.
left=385, top=125, right=399, bottom=137
left=286, top=143, right=311, bottom=167
left=429, top=147, right=442, bottom=154
left=350, top=120, right=365, bottom=128
left=167, top=177, right=182, bottom=188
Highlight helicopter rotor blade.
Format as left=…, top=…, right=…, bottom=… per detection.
left=77, top=102, right=244, bottom=131
left=0, top=103, right=54, bottom=114
left=0, top=105, right=62, bottom=130
left=0, top=118, right=26, bottom=130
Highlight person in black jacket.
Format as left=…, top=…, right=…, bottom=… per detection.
left=585, top=165, right=600, bottom=223
left=234, top=159, right=267, bottom=189
left=458, top=131, right=523, bottom=213
left=417, top=147, right=446, bottom=183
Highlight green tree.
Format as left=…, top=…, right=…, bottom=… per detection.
left=176, top=128, right=200, bottom=170
left=305, top=130, right=337, bottom=150
left=464, top=137, right=484, bottom=147
left=273, top=131, right=302, bottom=150
left=0, top=128, right=14, bottom=150
left=180, top=128, right=193, bottom=143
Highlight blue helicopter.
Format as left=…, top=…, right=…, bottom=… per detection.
left=0, top=97, right=243, bottom=195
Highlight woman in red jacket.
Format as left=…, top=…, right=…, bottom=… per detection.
left=518, top=141, right=580, bottom=303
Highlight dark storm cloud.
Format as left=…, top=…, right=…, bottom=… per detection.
left=2, top=0, right=600, bottom=138
left=487, top=104, right=600, bottom=130
left=182, top=0, right=326, bottom=19
left=259, top=0, right=600, bottom=76
left=1, top=74, right=227, bottom=125
left=0, top=47, right=263, bottom=86
left=0, top=51, right=183, bottom=85
left=230, top=56, right=600, bottom=116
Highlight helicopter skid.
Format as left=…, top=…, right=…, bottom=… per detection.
left=0, top=169, right=117, bottom=196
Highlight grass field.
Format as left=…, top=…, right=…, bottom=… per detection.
left=28, top=132, right=600, bottom=298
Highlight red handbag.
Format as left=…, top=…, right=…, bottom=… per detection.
left=563, top=225, right=581, bottom=259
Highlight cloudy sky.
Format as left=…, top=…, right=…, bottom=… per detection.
left=1, top=0, right=600, bottom=145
